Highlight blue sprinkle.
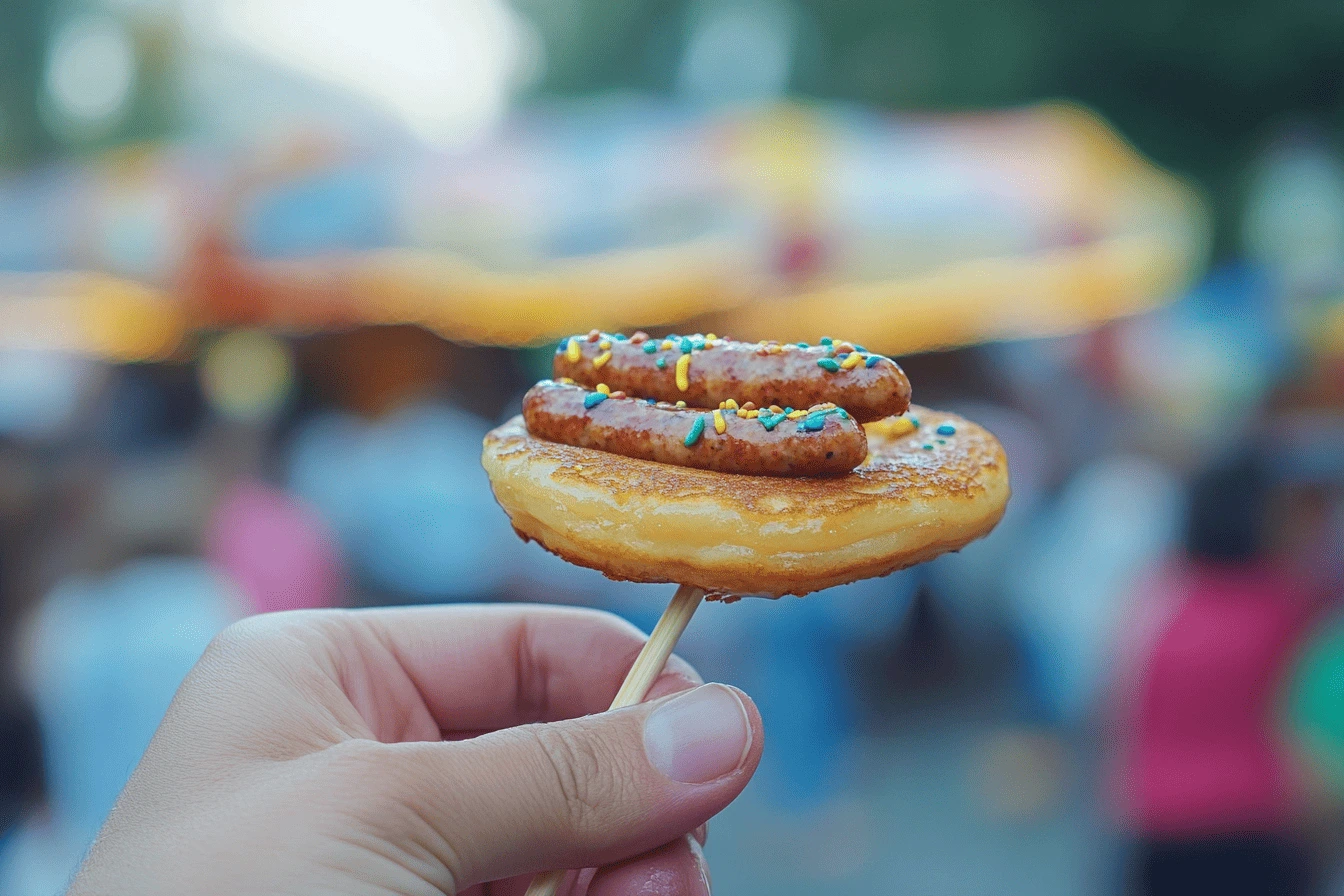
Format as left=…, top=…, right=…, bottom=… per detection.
left=817, top=358, right=840, bottom=372
left=557, top=339, right=568, bottom=353
left=646, top=398, right=657, bottom=405
left=908, top=415, right=919, bottom=428
left=819, top=337, right=833, bottom=346
left=796, top=342, right=808, bottom=348
left=583, top=392, right=608, bottom=409
left=684, top=415, right=707, bottom=447
left=656, top=358, right=667, bottom=369
left=643, top=342, right=658, bottom=353
left=836, top=408, right=849, bottom=419
left=613, top=333, right=628, bottom=340
left=853, top=344, right=867, bottom=352
left=936, top=423, right=956, bottom=436
left=923, top=444, right=934, bottom=450
left=865, top=355, right=883, bottom=368
left=759, top=413, right=784, bottom=432
left=802, top=414, right=826, bottom=432
left=680, top=336, right=693, bottom=353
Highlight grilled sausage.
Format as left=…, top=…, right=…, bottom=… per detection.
left=522, top=380, right=868, bottom=476
left=553, top=331, right=910, bottom=423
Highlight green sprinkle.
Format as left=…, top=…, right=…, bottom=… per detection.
left=680, top=336, right=693, bottom=353
left=759, top=412, right=785, bottom=431
left=643, top=342, right=658, bottom=353
left=684, top=415, right=707, bottom=446
left=796, top=342, right=808, bottom=348
left=936, top=423, right=956, bottom=436
left=802, top=414, right=826, bottom=432
left=820, top=337, right=833, bottom=346
left=923, top=444, right=934, bottom=450
left=937, top=439, right=947, bottom=444
left=656, top=358, right=667, bottom=369
left=865, top=355, right=882, bottom=368
left=817, top=358, right=841, bottom=372
left=583, top=392, right=608, bottom=409
left=908, top=415, right=919, bottom=428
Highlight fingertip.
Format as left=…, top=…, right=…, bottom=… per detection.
left=587, top=836, right=709, bottom=896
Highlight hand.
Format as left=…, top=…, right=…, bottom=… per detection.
left=68, top=605, right=763, bottom=895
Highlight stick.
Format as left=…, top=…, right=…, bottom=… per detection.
left=524, top=583, right=706, bottom=896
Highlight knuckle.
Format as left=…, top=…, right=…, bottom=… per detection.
left=527, top=724, right=614, bottom=836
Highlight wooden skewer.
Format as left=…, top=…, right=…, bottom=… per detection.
left=524, top=583, right=706, bottom=896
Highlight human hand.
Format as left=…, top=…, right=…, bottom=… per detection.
left=68, top=605, right=763, bottom=895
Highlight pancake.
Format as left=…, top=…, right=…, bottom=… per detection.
left=482, top=405, right=1009, bottom=597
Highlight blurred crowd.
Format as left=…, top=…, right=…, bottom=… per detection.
left=3, top=1, right=1344, bottom=895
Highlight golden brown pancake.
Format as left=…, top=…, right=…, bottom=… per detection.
left=482, top=405, right=1009, bottom=597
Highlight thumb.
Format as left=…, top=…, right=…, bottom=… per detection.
left=375, top=683, right=761, bottom=888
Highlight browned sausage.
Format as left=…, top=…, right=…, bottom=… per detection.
left=553, top=331, right=910, bottom=423
left=522, top=380, right=868, bottom=476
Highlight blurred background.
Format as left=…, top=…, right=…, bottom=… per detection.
left=2, top=1, right=1344, bottom=894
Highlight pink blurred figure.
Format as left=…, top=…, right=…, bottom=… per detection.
left=206, top=480, right=345, bottom=614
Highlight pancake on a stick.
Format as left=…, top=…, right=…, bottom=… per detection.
left=482, top=330, right=1008, bottom=896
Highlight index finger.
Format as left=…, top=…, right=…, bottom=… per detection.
left=326, top=603, right=703, bottom=733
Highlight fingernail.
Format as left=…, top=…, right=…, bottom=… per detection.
left=644, top=684, right=751, bottom=784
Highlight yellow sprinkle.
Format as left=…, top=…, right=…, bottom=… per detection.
left=787, top=410, right=807, bottom=419
left=705, top=333, right=717, bottom=341
left=745, top=409, right=759, bottom=418
left=558, top=377, right=574, bottom=385
left=596, top=383, right=611, bottom=395
left=840, top=352, right=864, bottom=370
left=565, top=337, right=581, bottom=363
left=593, top=350, right=612, bottom=368
left=768, top=344, right=783, bottom=354
left=675, top=353, right=691, bottom=391
left=599, top=339, right=612, bottom=350
left=736, top=408, right=750, bottom=418
left=723, top=398, right=739, bottom=410
left=661, top=340, right=674, bottom=350
left=676, top=400, right=687, bottom=408
left=713, top=409, right=726, bottom=434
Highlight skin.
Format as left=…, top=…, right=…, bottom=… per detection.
left=68, top=605, right=764, bottom=896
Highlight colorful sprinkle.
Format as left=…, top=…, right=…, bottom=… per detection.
left=724, top=398, right=739, bottom=410
left=908, top=415, right=919, bottom=428
left=865, top=355, right=883, bottom=368
left=565, top=337, right=581, bottom=363
left=613, top=333, right=628, bottom=341
left=656, top=358, right=667, bottom=369
left=819, top=337, right=833, bottom=346
left=796, top=342, right=808, bottom=348
left=680, top=336, right=694, bottom=354
left=817, top=358, right=841, bottom=372
left=557, top=377, right=574, bottom=385
left=713, top=409, right=727, bottom=434
left=598, top=339, right=612, bottom=350
left=705, top=333, right=717, bottom=341
left=646, top=398, right=657, bottom=405
left=675, top=400, right=687, bottom=408
left=583, top=392, right=607, bottom=409
left=923, top=444, right=934, bottom=450
left=883, top=417, right=916, bottom=437
left=660, top=340, right=674, bottom=351
left=840, top=352, right=864, bottom=370
left=675, top=353, right=691, bottom=391
left=745, top=409, right=760, bottom=418
left=596, top=383, right=611, bottom=395
left=854, top=344, right=867, bottom=352
left=643, top=341, right=658, bottom=354
left=936, top=423, right=956, bottom=436
left=787, top=410, right=807, bottom=420
left=593, top=350, right=612, bottom=368
left=759, top=412, right=785, bottom=431
left=802, top=414, right=827, bottom=432
left=586, top=329, right=601, bottom=342
left=630, top=331, right=648, bottom=344
left=683, top=415, right=707, bottom=446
